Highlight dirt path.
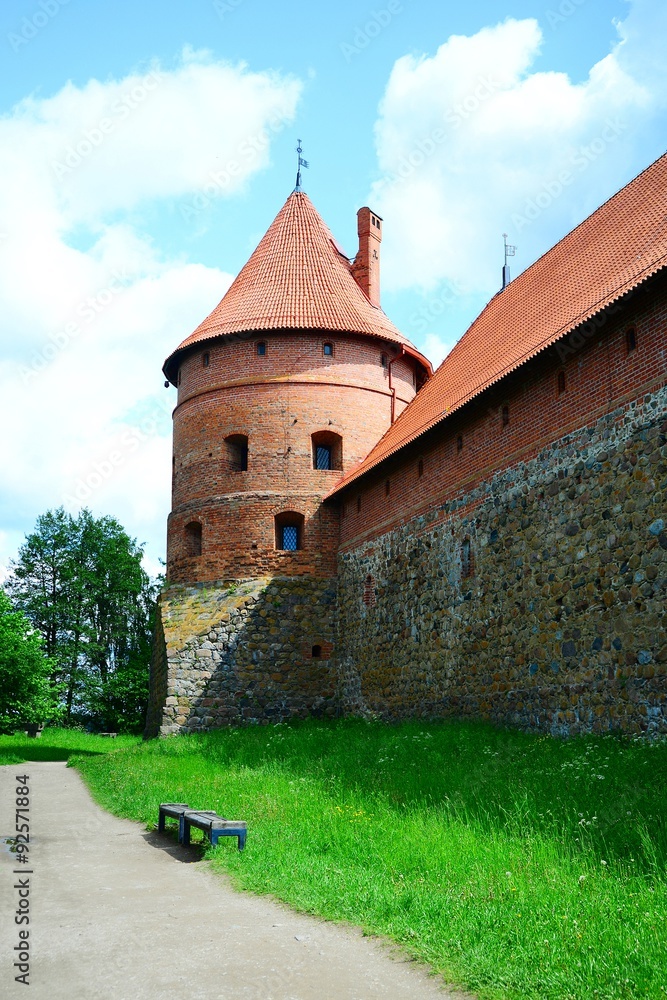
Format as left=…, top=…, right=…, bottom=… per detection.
left=0, top=762, right=467, bottom=1000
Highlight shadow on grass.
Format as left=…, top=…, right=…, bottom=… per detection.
left=0, top=744, right=106, bottom=764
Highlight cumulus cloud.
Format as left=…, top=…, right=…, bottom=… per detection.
left=371, top=3, right=662, bottom=297
left=0, top=51, right=301, bottom=575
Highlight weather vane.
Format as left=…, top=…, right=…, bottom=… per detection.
left=502, top=232, right=517, bottom=289
left=295, top=139, right=309, bottom=191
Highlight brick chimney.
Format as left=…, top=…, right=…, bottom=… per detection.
left=352, top=207, right=382, bottom=307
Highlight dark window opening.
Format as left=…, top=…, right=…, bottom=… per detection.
left=257, top=341, right=267, bottom=356
left=557, top=370, right=566, bottom=395
left=626, top=327, right=637, bottom=353
left=323, top=342, right=333, bottom=356
left=356, top=495, right=362, bottom=512
left=456, top=435, right=463, bottom=454
left=202, top=352, right=210, bottom=368
left=185, top=521, right=202, bottom=558
left=461, top=537, right=474, bottom=579
left=385, top=480, right=390, bottom=497
left=311, top=644, right=322, bottom=658
left=417, top=458, right=424, bottom=477
left=380, top=353, right=388, bottom=368
left=225, top=434, right=248, bottom=472
left=177, top=369, right=182, bottom=386
left=312, top=431, right=342, bottom=471
left=275, top=511, right=304, bottom=551
left=502, top=405, right=510, bottom=428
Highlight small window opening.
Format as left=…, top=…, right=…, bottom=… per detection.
left=225, top=434, right=248, bottom=472
left=461, top=537, right=474, bottom=579
left=275, top=512, right=304, bottom=551
left=380, top=353, right=388, bottom=368
left=202, top=352, right=210, bottom=368
left=456, top=435, right=463, bottom=454
left=311, top=644, right=322, bottom=658
left=417, top=458, right=424, bottom=478
left=257, top=341, right=267, bottom=357
left=557, top=370, right=566, bottom=395
left=626, top=327, right=637, bottom=353
left=385, top=480, right=390, bottom=497
left=323, top=342, right=333, bottom=357
left=502, top=405, right=510, bottom=428
left=312, top=431, right=342, bottom=471
left=177, top=369, right=182, bottom=386
left=357, top=495, right=362, bottom=512
left=185, top=521, right=202, bottom=558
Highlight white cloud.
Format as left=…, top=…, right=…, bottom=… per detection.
left=0, top=51, right=301, bottom=576
left=371, top=4, right=662, bottom=296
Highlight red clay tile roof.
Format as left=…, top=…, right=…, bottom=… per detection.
left=329, top=152, right=667, bottom=497
left=163, top=191, right=431, bottom=382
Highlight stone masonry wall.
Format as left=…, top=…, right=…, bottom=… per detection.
left=147, top=575, right=338, bottom=736
left=335, top=386, right=667, bottom=736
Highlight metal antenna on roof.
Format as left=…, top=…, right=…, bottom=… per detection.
left=295, top=140, right=309, bottom=192
left=502, top=233, right=517, bottom=290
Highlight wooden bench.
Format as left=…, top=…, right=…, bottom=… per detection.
left=157, top=803, right=247, bottom=851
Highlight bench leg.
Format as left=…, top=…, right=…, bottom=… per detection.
left=180, top=815, right=190, bottom=846
left=238, top=830, right=246, bottom=851
left=158, top=810, right=166, bottom=834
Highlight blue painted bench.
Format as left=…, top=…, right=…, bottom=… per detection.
left=158, top=803, right=247, bottom=851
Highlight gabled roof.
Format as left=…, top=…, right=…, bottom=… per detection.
left=330, top=151, right=667, bottom=497
left=163, top=190, right=431, bottom=382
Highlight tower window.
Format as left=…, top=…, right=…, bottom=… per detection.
left=311, top=431, right=342, bottom=471
left=357, top=495, right=362, bottom=512
left=323, top=342, right=333, bottom=357
left=257, top=341, right=267, bottom=357
left=225, top=434, right=248, bottom=472
left=311, top=644, right=322, bottom=658
left=177, top=369, right=182, bottom=386
left=380, top=353, right=388, bottom=368
left=502, top=405, right=510, bottom=428
left=202, top=352, right=210, bottom=368
left=417, top=458, right=424, bottom=478
left=626, top=327, right=637, bottom=353
left=275, top=511, right=304, bottom=551
left=385, top=480, right=390, bottom=497
left=456, top=435, right=463, bottom=454
left=185, top=521, right=202, bottom=557
left=557, top=370, right=566, bottom=395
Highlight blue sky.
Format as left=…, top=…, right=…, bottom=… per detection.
left=0, top=0, right=665, bottom=577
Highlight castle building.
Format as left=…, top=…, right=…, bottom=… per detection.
left=146, top=153, right=667, bottom=738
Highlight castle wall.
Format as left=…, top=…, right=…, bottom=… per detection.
left=334, top=279, right=667, bottom=736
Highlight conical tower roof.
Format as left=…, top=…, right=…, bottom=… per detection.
left=163, top=190, right=430, bottom=382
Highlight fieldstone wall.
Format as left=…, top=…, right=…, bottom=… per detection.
left=335, top=387, right=667, bottom=736
left=146, top=576, right=338, bottom=736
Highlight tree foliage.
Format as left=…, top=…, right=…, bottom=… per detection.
left=7, top=508, right=158, bottom=733
left=0, top=588, right=61, bottom=734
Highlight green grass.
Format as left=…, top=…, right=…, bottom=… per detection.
left=0, top=727, right=140, bottom=764
left=12, top=719, right=667, bottom=999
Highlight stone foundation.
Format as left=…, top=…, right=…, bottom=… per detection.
left=146, top=576, right=338, bottom=736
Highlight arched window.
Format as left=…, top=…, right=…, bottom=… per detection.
left=311, top=644, right=322, bottom=658
left=311, top=431, right=343, bottom=471
left=275, top=511, right=304, bottom=551
left=380, top=353, right=388, bottom=368
left=626, top=327, right=637, bottom=353
left=185, top=521, right=202, bottom=557
left=225, top=434, right=248, bottom=472
left=202, top=351, right=210, bottom=368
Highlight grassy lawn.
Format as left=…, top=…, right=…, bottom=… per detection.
left=5, top=720, right=666, bottom=999
left=0, top=728, right=140, bottom=764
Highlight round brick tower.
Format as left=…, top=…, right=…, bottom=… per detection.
left=147, top=188, right=431, bottom=734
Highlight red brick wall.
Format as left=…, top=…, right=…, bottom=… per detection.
left=337, top=276, right=667, bottom=548
left=167, top=329, right=421, bottom=583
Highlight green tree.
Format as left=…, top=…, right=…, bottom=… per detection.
left=7, top=508, right=158, bottom=732
left=0, top=588, right=61, bottom=733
